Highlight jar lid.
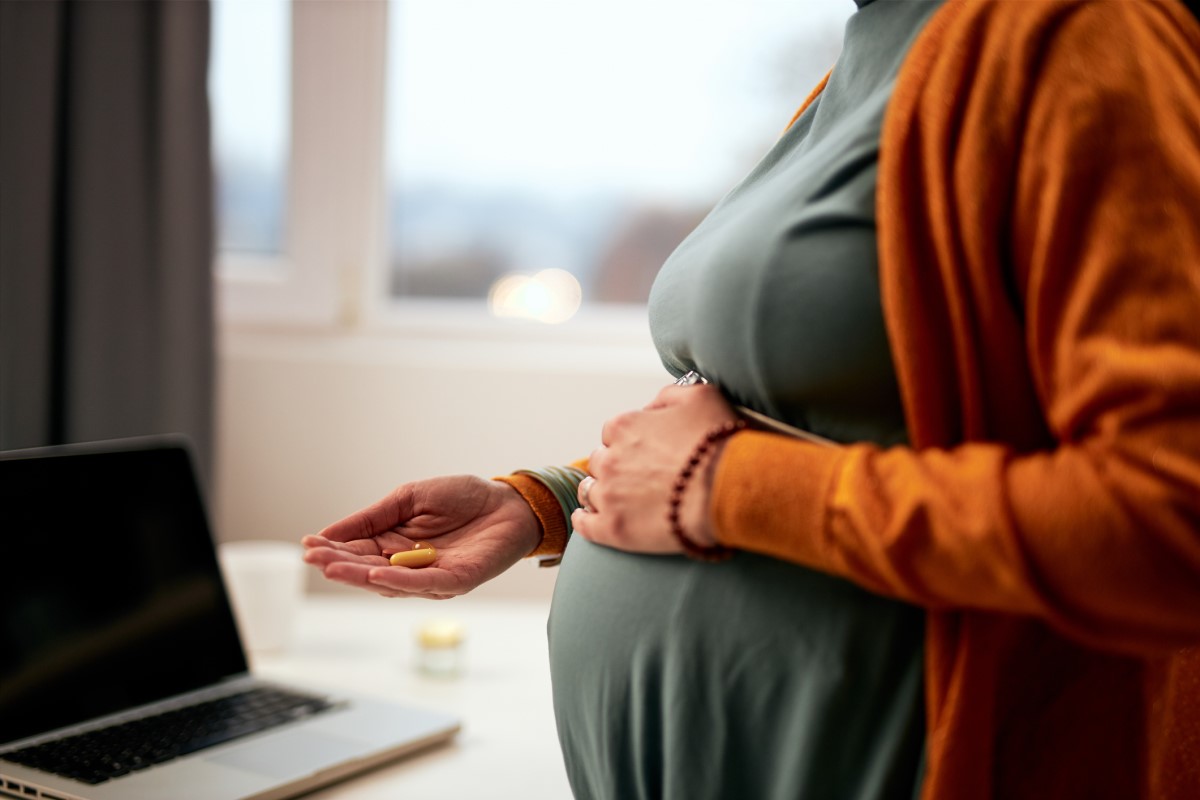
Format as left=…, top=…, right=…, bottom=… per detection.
left=417, top=619, right=464, bottom=649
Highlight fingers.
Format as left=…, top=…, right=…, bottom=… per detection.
left=304, top=539, right=471, bottom=599
left=323, top=558, right=464, bottom=598
left=663, top=382, right=726, bottom=408
left=574, top=381, right=737, bottom=557
left=303, top=545, right=388, bottom=568
left=646, top=383, right=693, bottom=409
left=301, top=535, right=378, bottom=557
left=570, top=506, right=606, bottom=549
left=601, top=385, right=729, bottom=446
left=646, top=381, right=719, bottom=410
left=316, top=509, right=381, bottom=543
left=570, top=507, right=594, bottom=544
left=570, top=477, right=663, bottom=553
left=587, top=444, right=610, bottom=479
left=316, top=487, right=414, bottom=543
left=571, top=504, right=666, bottom=554
left=577, top=475, right=598, bottom=513
left=363, top=563, right=462, bottom=596
left=302, top=531, right=415, bottom=558
left=599, top=411, right=636, bottom=447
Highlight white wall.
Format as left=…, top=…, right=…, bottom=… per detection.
left=213, top=326, right=668, bottom=601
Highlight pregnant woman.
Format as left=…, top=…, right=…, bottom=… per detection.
left=303, top=1, right=1200, bottom=797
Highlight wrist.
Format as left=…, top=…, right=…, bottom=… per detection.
left=492, top=469, right=581, bottom=564
left=690, top=438, right=734, bottom=547
left=669, top=420, right=744, bottom=561
left=494, top=479, right=545, bottom=554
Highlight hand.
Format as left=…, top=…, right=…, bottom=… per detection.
left=573, top=383, right=738, bottom=554
left=302, top=475, right=541, bottom=599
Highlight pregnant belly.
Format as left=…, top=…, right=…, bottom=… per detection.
left=546, top=536, right=925, bottom=800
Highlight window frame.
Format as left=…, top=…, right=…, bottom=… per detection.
left=217, top=0, right=385, bottom=328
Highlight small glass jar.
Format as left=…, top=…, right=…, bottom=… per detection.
left=415, top=619, right=465, bottom=678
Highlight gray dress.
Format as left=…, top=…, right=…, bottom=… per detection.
left=548, top=2, right=944, bottom=797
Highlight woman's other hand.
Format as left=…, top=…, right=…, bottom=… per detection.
left=573, top=383, right=738, bottom=554
left=301, top=475, right=541, bottom=599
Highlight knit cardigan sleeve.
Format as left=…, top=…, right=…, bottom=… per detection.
left=711, top=0, right=1200, bottom=657
left=495, top=457, right=591, bottom=558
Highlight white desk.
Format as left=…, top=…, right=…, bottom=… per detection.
left=250, top=594, right=572, bottom=799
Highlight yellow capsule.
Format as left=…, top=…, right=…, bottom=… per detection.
left=383, top=541, right=432, bottom=557
left=390, top=543, right=437, bottom=568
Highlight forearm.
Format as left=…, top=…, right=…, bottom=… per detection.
left=712, top=417, right=1200, bottom=656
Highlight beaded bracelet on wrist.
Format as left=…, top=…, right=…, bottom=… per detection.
left=668, top=419, right=745, bottom=562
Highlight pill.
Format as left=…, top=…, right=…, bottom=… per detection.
left=390, top=543, right=437, bottom=568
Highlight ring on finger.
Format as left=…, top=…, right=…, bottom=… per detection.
left=578, top=476, right=598, bottom=513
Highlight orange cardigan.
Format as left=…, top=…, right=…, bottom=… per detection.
left=714, top=1, right=1200, bottom=797
left=505, top=0, right=1200, bottom=796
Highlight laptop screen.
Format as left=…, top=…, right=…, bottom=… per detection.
left=0, top=440, right=248, bottom=746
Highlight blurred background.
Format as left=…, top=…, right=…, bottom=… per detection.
left=2, top=0, right=849, bottom=600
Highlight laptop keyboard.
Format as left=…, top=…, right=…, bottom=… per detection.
left=1, top=687, right=337, bottom=785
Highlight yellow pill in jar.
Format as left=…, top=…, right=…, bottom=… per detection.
left=390, top=543, right=437, bottom=568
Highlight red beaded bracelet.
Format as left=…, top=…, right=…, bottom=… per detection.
left=667, top=419, right=746, bottom=562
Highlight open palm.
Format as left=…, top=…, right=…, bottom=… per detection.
left=302, top=475, right=541, bottom=599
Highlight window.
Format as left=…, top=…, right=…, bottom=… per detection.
left=211, top=0, right=849, bottom=329
left=211, top=0, right=386, bottom=326
left=210, top=0, right=290, bottom=257
left=384, top=0, right=848, bottom=322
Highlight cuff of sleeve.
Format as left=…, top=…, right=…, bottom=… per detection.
left=710, top=430, right=846, bottom=571
left=493, top=474, right=569, bottom=562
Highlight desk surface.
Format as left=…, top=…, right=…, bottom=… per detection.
left=251, top=594, right=571, bottom=799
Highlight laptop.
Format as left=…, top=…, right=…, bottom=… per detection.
left=0, top=436, right=460, bottom=800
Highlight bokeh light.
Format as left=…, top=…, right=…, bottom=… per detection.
left=488, top=268, right=583, bottom=324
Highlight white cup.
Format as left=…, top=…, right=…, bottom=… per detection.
left=218, top=540, right=305, bottom=654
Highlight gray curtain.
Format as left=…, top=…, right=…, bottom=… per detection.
left=0, top=0, right=215, bottom=485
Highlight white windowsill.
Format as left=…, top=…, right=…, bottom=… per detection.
left=220, top=300, right=665, bottom=379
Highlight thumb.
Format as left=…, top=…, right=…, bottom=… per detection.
left=318, top=487, right=410, bottom=542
